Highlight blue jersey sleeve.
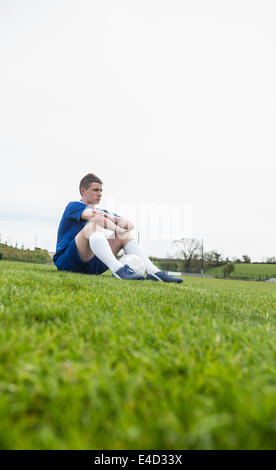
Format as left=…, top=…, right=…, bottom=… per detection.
left=65, top=201, right=86, bottom=221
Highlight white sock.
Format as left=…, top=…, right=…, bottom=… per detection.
left=89, top=232, right=123, bottom=273
left=123, top=240, right=160, bottom=274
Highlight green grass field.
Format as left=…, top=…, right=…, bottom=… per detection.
left=1, top=260, right=276, bottom=449
left=206, top=263, right=276, bottom=280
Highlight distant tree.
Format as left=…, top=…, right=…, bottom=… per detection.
left=21, top=243, right=24, bottom=250
left=213, top=252, right=223, bottom=265
left=223, top=262, right=235, bottom=278
left=235, top=258, right=242, bottom=264
left=242, top=254, right=251, bottom=264
left=204, top=250, right=224, bottom=267
left=172, top=238, right=202, bottom=270
left=266, top=256, right=276, bottom=264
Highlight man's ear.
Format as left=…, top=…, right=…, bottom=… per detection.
left=80, top=187, right=85, bottom=198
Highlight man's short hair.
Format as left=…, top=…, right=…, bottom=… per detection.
left=79, top=173, right=103, bottom=195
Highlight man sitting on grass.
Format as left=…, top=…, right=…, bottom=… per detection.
left=53, top=173, right=183, bottom=283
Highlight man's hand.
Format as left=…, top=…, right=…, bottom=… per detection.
left=81, top=208, right=106, bottom=220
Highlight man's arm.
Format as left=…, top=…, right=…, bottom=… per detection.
left=104, top=213, right=134, bottom=231
left=81, top=208, right=105, bottom=221
left=80, top=208, right=132, bottom=234
left=81, top=208, right=134, bottom=231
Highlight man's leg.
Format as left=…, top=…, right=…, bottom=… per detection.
left=123, top=239, right=160, bottom=274
left=75, top=218, right=144, bottom=279
left=107, top=231, right=135, bottom=257
left=75, top=215, right=133, bottom=261
left=75, top=219, right=123, bottom=273
left=122, top=239, right=183, bottom=283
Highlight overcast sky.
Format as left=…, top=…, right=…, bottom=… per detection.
left=0, top=0, right=276, bottom=260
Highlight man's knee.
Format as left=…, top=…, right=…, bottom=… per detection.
left=83, top=220, right=104, bottom=239
left=111, top=231, right=135, bottom=246
left=118, top=230, right=135, bottom=242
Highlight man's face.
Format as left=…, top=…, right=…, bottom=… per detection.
left=81, top=182, right=103, bottom=205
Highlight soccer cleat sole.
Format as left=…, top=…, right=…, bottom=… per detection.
left=148, top=273, right=164, bottom=282
left=112, top=272, right=144, bottom=281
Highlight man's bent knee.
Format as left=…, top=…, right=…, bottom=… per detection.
left=115, top=230, right=135, bottom=243
left=108, top=231, right=134, bottom=252
left=83, top=220, right=104, bottom=239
